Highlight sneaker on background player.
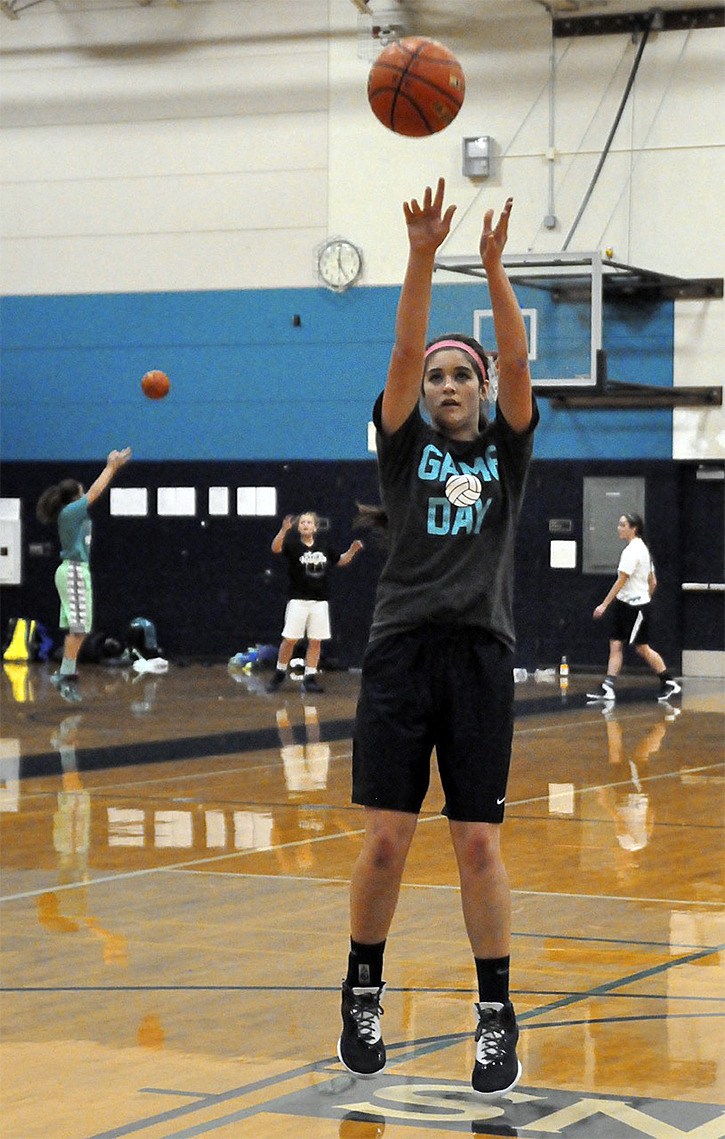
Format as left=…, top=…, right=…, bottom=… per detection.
left=265, top=668, right=286, bottom=693
left=50, top=672, right=82, bottom=704
left=301, top=672, right=324, bottom=694
left=587, top=677, right=616, bottom=701
left=657, top=677, right=681, bottom=702
left=472, top=1001, right=522, bottom=1099
left=337, top=981, right=386, bottom=1076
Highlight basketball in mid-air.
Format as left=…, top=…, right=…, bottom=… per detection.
left=367, top=36, right=465, bottom=138
left=141, top=370, right=170, bottom=400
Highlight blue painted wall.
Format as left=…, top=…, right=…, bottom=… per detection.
left=2, top=285, right=716, bottom=671
left=1, top=284, right=674, bottom=462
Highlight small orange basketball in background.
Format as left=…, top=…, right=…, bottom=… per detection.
left=367, top=36, right=465, bottom=138
left=141, top=370, right=170, bottom=400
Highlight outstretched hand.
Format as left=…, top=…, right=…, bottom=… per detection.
left=108, top=447, right=132, bottom=468
left=480, top=198, right=513, bottom=271
left=403, top=177, right=457, bottom=255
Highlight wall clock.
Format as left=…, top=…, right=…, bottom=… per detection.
left=317, top=238, right=363, bottom=292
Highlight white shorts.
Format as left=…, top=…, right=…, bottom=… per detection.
left=282, top=599, right=331, bottom=641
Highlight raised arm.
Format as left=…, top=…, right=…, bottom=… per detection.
left=338, top=539, right=364, bottom=568
left=271, top=515, right=294, bottom=554
left=381, top=178, right=457, bottom=435
left=480, top=200, right=532, bottom=433
left=86, top=448, right=132, bottom=505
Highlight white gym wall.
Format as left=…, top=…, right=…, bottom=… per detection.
left=1, top=0, right=722, bottom=457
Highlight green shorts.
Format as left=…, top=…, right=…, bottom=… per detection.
left=55, top=560, right=93, bottom=635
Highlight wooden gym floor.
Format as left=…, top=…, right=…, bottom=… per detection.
left=1, top=660, right=723, bottom=1139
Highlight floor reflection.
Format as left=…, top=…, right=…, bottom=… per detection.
left=0, top=666, right=722, bottom=1138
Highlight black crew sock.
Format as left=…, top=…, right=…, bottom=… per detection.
left=658, top=669, right=672, bottom=682
left=475, top=955, right=510, bottom=1006
left=346, top=938, right=386, bottom=988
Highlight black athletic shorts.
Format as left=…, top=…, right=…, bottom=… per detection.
left=610, top=598, right=651, bottom=645
left=352, top=625, right=515, bottom=824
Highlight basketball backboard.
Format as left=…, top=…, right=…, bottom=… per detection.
left=434, top=250, right=722, bottom=407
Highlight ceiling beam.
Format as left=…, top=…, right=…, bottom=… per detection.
left=546, top=385, right=722, bottom=408
left=553, top=6, right=724, bottom=37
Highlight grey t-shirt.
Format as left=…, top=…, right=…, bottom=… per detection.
left=368, top=394, right=538, bottom=650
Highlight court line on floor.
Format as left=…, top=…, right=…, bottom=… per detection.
left=0, top=826, right=372, bottom=902
left=3, top=745, right=721, bottom=906
left=3, top=755, right=722, bottom=905
left=44, top=759, right=725, bottom=812
left=71, top=954, right=725, bottom=1139
left=13, top=740, right=723, bottom=816
left=13, top=704, right=687, bottom=794
left=6, top=984, right=724, bottom=1000
left=158, top=868, right=724, bottom=910
left=329, top=944, right=725, bottom=1074
left=3, top=849, right=721, bottom=910
left=11, top=747, right=355, bottom=800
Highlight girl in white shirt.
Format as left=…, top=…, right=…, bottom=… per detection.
left=588, top=512, right=681, bottom=702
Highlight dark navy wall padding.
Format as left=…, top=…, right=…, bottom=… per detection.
left=512, top=459, right=683, bottom=673
left=0, top=459, right=384, bottom=668
left=678, top=466, right=725, bottom=653
left=1, top=284, right=673, bottom=462
left=1, top=457, right=693, bottom=671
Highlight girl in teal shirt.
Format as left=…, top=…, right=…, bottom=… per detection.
left=36, top=448, right=131, bottom=702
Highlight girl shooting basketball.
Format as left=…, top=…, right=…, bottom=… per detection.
left=36, top=448, right=132, bottom=703
left=337, top=179, right=537, bottom=1100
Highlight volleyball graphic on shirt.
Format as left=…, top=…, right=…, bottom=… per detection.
left=300, top=549, right=327, bottom=577
left=445, top=473, right=482, bottom=507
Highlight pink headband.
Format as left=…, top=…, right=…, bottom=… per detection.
left=424, top=339, right=488, bottom=381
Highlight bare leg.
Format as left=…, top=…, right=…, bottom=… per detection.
left=350, top=808, right=418, bottom=944
left=448, top=821, right=510, bottom=958
left=305, top=639, right=322, bottom=671
left=606, top=640, right=624, bottom=677
left=634, top=642, right=667, bottom=675
left=63, top=632, right=86, bottom=668
left=276, top=638, right=297, bottom=668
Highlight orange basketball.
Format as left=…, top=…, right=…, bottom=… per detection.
left=367, top=36, right=465, bottom=138
left=141, top=370, right=170, bottom=400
